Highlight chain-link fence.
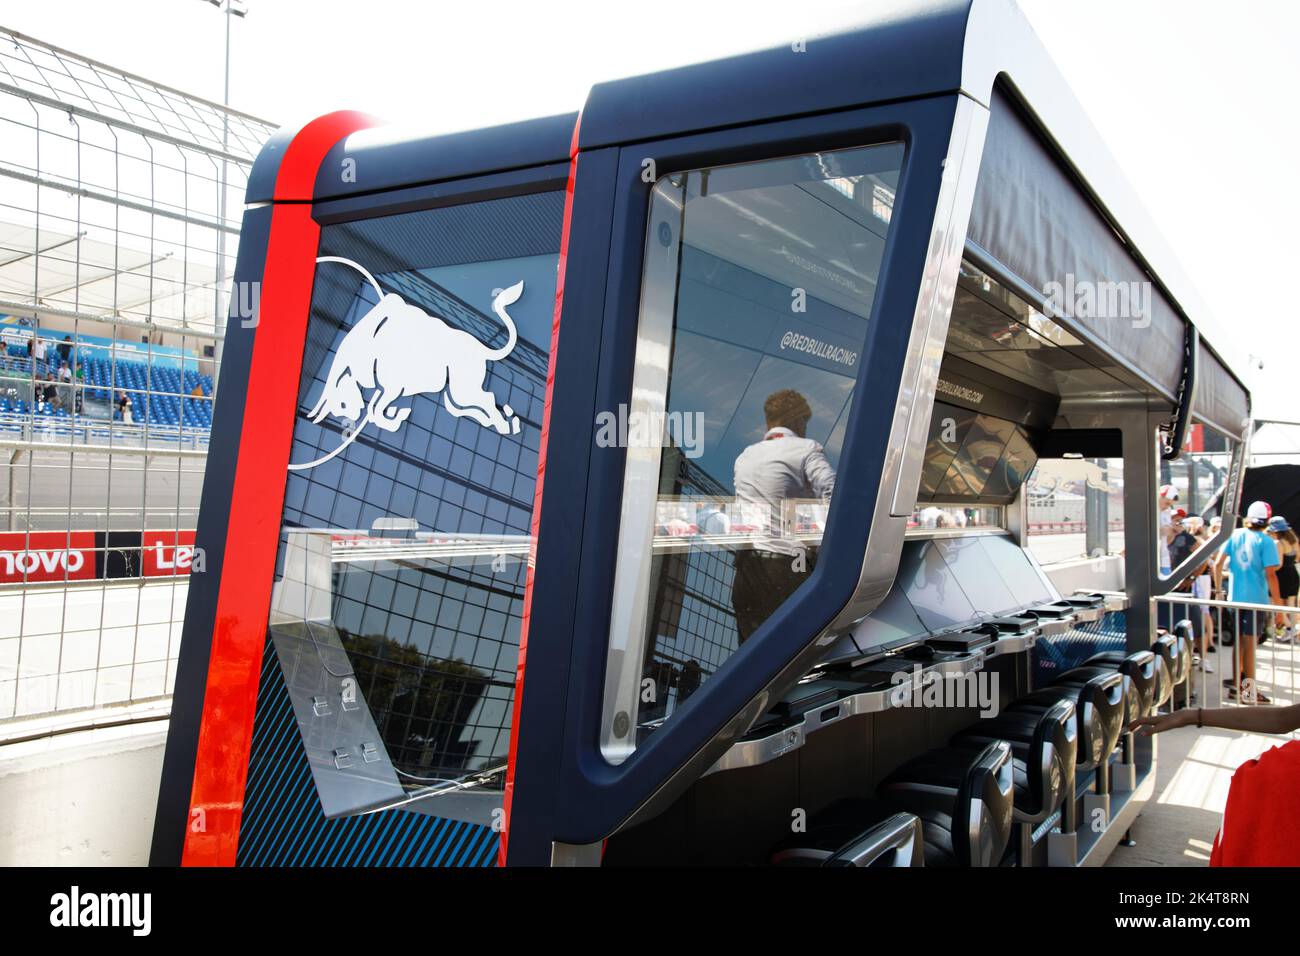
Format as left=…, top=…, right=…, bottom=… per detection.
left=0, top=27, right=274, bottom=732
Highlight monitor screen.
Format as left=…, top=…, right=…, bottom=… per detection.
left=895, top=538, right=977, bottom=632
left=935, top=535, right=1018, bottom=617
left=981, top=426, right=1039, bottom=501
left=918, top=402, right=977, bottom=498
left=934, top=414, right=1016, bottom=498
left=850, top=579, right=930, bottom=653
left=977, top=533, right=1056, bottom=607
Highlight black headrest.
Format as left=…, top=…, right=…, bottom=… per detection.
left=1079, top=650, right=1157, bottom=717
left=954, top=741, right=1014, bottom=867
left=1027, top=699, right=1077, bottom=812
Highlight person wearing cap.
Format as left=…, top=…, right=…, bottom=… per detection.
left=731, top=388, right=836, bottom=643
left=1213, top=501, right=1282, bottom=703
left=1158, top=483, right=1180, bottom=575
left=1267, top=515, right=1299, bottom=642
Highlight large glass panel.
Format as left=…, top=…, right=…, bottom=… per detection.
left=602, top=142, right=905, bottom=761
left=979, top=533, right=1055, bottom=607
left=1157, top=424, right=1242, bottom=578
left=267, top=189, right=565, bottom=818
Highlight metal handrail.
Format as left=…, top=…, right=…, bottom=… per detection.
left=1154, top=594, right=1288, bottom=615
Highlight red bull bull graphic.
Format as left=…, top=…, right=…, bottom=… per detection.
left=289, top=257, right=526, bottom=471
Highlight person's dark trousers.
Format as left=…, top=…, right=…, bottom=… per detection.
left=731, top=547, right=817, bottom=644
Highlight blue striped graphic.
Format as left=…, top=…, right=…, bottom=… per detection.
left=236, top=638, right=500, bottom=867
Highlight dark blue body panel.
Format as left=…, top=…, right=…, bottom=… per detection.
left=246, top=112, right=577, bottom=205
left=578, top=0, right=971, bottom=149
left=312, top=112, right=578, bottom=202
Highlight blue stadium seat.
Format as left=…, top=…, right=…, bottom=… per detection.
left=5, top=346, right=213, bottom=434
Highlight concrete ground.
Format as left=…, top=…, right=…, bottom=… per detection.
left=0, top=702, right=167, bottom=866
left=1106, top=635, right=1299, bottom=867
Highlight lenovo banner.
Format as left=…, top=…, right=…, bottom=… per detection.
left=0, top=530, right=198, bottom=584
left=0, top=531, right=98, bottom=584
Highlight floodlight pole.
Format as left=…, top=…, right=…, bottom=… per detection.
left=202, top=0, right=246, bottom=374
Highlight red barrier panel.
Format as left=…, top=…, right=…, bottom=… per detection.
left=0, top=531, right=98, bottom=584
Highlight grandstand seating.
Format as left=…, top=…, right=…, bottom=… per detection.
left=81, top=356, right=214, bottom=428
left=2, top=343, right=214, bottom=429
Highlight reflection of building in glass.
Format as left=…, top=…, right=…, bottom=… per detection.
left=272, top=189, right=564, bottom=794
left=322, top=538, right=528, bottom=783
left=339, top=626, right=503, bottom=780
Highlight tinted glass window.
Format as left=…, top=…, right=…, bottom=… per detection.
left=981, top=426, right=1038, bottom=501
left=268, top=189, right=565, bottom=818
left=602, top=143, right=905, bottom=762
left=910, top=503, right=1004, bottom=530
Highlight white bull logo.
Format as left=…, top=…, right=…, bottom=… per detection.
left=288, top=256, right=524, bottom=472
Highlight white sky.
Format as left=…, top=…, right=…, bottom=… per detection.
left=5, top=0, right=1297, bottom=419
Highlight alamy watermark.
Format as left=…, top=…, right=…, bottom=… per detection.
left=595, top=403, right=705, bottom=459
left=889, top=664, right=1000, bottom=718
left=232, top=279, right=260, bottom=328
left=50, top=886, right=151, bottom=936
left=1043, top=273, right=1152, bottom=328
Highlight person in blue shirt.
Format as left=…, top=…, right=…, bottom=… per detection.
left=1213, top=500, right=1281, bottom=703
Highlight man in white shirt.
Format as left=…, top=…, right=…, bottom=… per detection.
left=730, top=389, right=837, bottom=642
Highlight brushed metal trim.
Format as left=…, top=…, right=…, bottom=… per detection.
left=829, top=93, right=991, bottom=634
left=703, top=648, right=987, bottom=777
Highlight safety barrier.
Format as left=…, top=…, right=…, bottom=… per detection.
left=1154, top=593, right=1299, bottom=712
